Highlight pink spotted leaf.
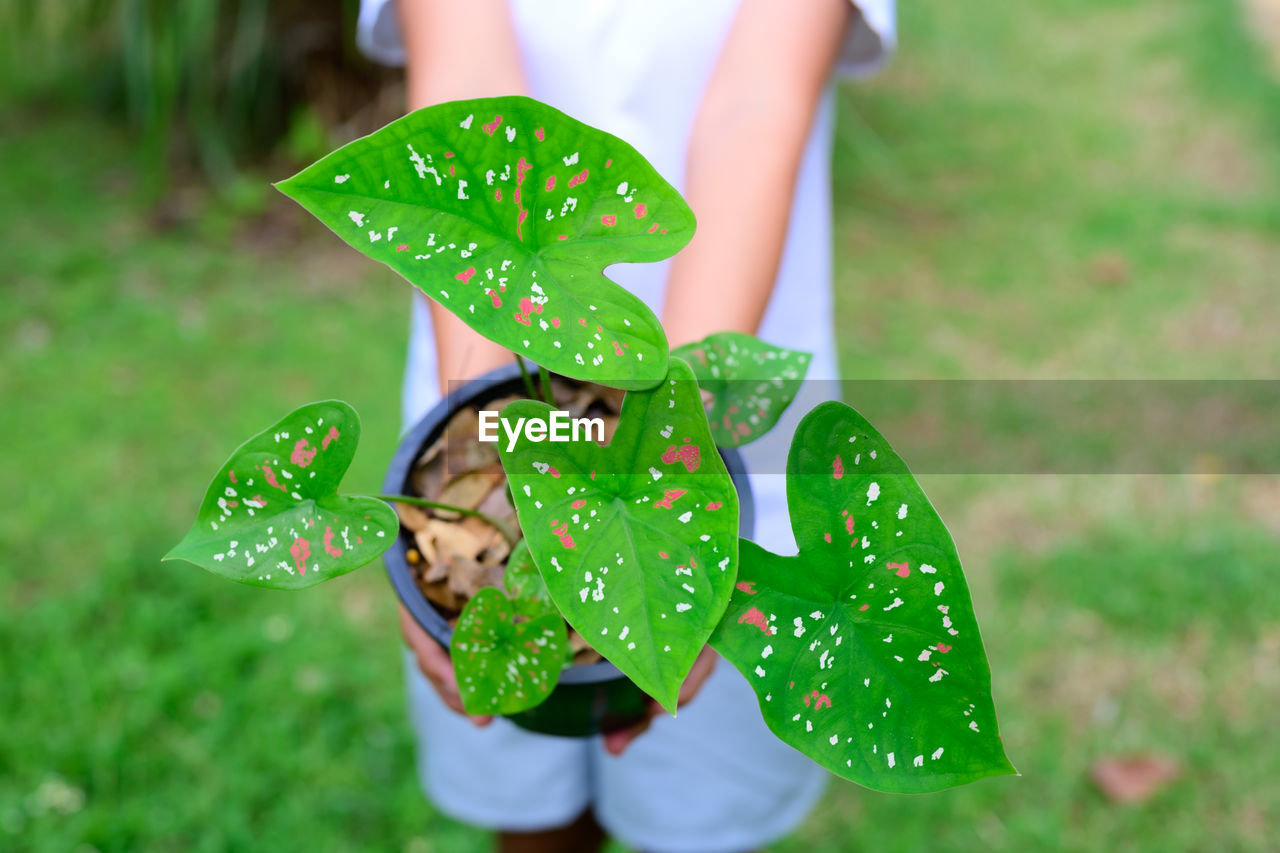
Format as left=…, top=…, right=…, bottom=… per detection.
left=710, top=401, right=1015, bottom=793
left=452, top=586, right=568, bottom=715
left=504, top=539, right=582, bottom=669
left=164, top=401, right=398, bottom=589
left=276, top=95, right=695, bottom=390
left=496, top=358, right=739, bottom=713
left=673, top=331, right=811, bottom=446
left=504, top=538, right=552, bottom=607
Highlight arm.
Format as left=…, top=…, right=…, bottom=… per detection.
left=399, top=0, right=529, bottom=391
left=661, top=0, right=853, bottom=348
left=607, top=0, right=852, bottom=755
left=395, top=0, right=531, bottom=723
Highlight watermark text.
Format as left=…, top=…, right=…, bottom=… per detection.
left=478, top=410, right=604, bottom=452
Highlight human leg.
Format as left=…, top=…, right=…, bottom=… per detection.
left=498, top=807, right=605, bottom=853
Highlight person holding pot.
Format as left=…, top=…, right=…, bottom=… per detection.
left=357, top=1, right=896, bottom=850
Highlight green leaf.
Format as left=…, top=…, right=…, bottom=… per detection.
left=164, top=401, right=398, bottom=589
left=452, top=587, right=567, bottom=715
left=710, top=401, right=1015, bottom=792
left=276, top=95, right=695, bottom=390
left=497, top=358, right=739, bottom=713
left=673, top=332, right=811, bottom=447
left=505, top=539, right=580, bottom=670
left=504, top=538, right=552, bottom=607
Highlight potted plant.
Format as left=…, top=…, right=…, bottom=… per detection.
left=166, top=95, right=1015, bottom=793
left=382, top=362, right=758, bottom=737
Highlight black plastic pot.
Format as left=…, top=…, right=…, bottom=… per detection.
left=383, top=362, right=755, bottom=738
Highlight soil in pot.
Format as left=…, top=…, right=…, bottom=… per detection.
left=393, top=375, right=624, bottom=668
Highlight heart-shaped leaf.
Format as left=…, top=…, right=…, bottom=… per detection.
left=505, top=538, right=581, bottom=670
left=497, top=358, right=739, bottom=713
left=710, top=401, right=1015, bottom=792
left=673, top=332, right=811, bottom=447
left=164, top=401, right=398, bottom=589
left=504, top=538, right=552, bottom=607
left=452, top=586, right=567, bottom=715
left=276, top=95, right=695, bottom=390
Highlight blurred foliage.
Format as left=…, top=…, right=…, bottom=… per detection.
left=0, top=0, right=396, bottom=195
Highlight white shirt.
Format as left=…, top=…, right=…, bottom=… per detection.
left=355, top=0, right=896, bottom=427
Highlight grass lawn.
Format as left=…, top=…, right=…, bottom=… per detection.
left=2, top=0, right=1278, bottom=850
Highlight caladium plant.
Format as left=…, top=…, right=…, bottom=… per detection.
left=165, top=400, right=398, bottom=588
left=673, top=331, right=812, bottom=447
left=167, top=94, right=1014, bottom=793
left=496, top=357, right=739, bottom=713
left=276, top=95, right=694, bottom=390
left=709, top=401, right=1014, bottom=792
left=444, top=539, right=571, bottom=715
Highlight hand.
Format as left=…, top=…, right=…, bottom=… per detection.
left=398, top=601, right=494, bottom=727
left=602, top=646, right=719, bottom=756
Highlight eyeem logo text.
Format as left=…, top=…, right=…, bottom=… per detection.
left=478, top=410, right=605, bottom=452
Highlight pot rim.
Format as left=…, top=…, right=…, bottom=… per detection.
left=382, top=362, right=755, bottom=687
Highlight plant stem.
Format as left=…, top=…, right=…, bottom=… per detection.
left=538, top=364, right=555, bottom=406
left=375, top=494, right=519, bottom=547
left=514, top=354, right=538, bottom=400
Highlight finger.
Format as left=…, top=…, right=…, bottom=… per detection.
left=399, top=604, right=455, bottom=681
left=434, top=667, right=492, bottom=725
left=398, top=602, right=437, bottom=660
left=430, top=669, right=493, bottom=726
left=416, top=626, right=455, bottom=677
left=602, top=715, right=653, bottom=756
left=398, top=603, right=493, bottom=725
left=608, top=648, right=719, bottom=755
left=605, top=698, right=666, bottom=755
left=677, top=647, right=719, bottom=707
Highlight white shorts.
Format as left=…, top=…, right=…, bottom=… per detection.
left=404, top=645, right=826, bottom=853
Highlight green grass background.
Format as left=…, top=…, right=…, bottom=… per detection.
left=2, top=0, right=1279, bottom=850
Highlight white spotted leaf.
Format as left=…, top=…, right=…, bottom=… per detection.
left=276, top=95, right=694, bottom=390
left=673, top=331, right=811, bottom=446
left=496, top=358, right=739, bottom=713
left=710, top=401, right=1015, bottom=793
left=452, top=586, right=567, bottom=715
left=504, top=538, right=553, bottom=607
left=505, top=538, right=578, bottom=669
left=164, top=401, right=398, bottom=589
